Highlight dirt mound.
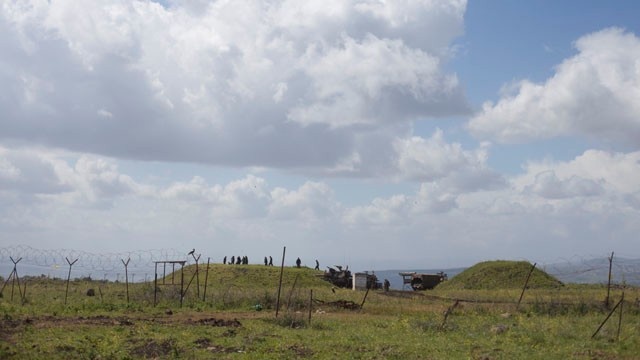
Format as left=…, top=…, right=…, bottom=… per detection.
left=437, top=260, right=563, bottom=290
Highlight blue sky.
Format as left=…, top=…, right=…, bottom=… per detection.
left=1, top=0, right=640, bottom=272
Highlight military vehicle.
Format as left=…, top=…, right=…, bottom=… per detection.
left=399, top=271, right=447, bottom=290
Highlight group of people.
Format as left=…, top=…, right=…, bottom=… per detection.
left=220, top=255, right=321, bottom=270
left=222, top=255, right=249, bottom=265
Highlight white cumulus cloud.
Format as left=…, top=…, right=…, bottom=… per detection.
left=0, top=0, right=470, bottom=174
left=468, top=28, right=640, bottom=148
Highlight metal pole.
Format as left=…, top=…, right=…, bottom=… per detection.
left=64, top=257, right=78, bottom=305
left=180, top=263, right=184, bottom=307
left=21, top=280, right=27, bottom=305
left=203, top=258, right=210, bottom=302
left=122, top=258, right=130, bottom=303
left=308, top=289, right=313, bottom=325
left=360, top=286, right=370, bottom=309
left=286, top=274, right=300, bottom=310
left=592, top=296, right=624, bottom=339
left=153, top=263, right=158, bottom=306
left=10, top=269, right=16, bottom=301
left=193, top=254, right=201, bottom=299
left=606, top=252, right=614, bottom=307
left=617, top=291, right=625, bottom=341
left=275, top=246, right=286, bottom=317
left=517, top=262, right=536, bottom=309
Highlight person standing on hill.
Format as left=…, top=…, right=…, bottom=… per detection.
left=268, top=256, right=273, bottom=266
left=264, top=256, right=268, bottom=266
left=314, top=259, right=320, bottom=270
left=296, top=257, right=301, bottom=268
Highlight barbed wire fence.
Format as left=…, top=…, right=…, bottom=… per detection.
left=1, top=245, right=639, bottom=286
left=537, top=253, right=640, bottom=287
left=0, top=245, right=195, bottom=283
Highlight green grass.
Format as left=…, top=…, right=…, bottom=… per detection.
left=1, top=264, right=639, bottom=359
left=438, top=260, right=564, bottom=290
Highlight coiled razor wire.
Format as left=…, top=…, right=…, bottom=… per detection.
left=1, top=246, right=639, bottom=285
left=0, top=245, right=191, bottom=274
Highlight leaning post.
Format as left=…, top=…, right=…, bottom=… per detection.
left=517, top=262, right=536, bottom=310
left=275, top=246, right=286, bottom=318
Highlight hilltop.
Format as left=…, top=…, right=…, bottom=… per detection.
left=437, top=260, right=563, bottom=290
left=177, top=263, right=332, bottom=291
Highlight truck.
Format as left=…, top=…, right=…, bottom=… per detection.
left=399, top=271, right=447, bottom=291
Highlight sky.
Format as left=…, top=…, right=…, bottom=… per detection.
left=1, top=0, right=640, bottom=272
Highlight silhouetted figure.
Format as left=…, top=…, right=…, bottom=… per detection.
left=230, top=256, right=235, bottom=265
left=223, top=256, right=227, bottom=265
left=264, top=257, right=268, bottom=266
left=268, top=256, right=273, bottom=266
left=236, top=256, right=241, bottom=265
left=296, top=257, right=301, bottom=268
left=383, top=279, right=390, bottom=292
left=314, top=259, right=320, bottom=270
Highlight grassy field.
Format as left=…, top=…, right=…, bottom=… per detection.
left=1, top=263, right=639, bottom=359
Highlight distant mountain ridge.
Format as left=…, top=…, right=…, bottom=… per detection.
left=541, top=257, right=640, bottom=286
left=375, top=257, right=640, bottom=290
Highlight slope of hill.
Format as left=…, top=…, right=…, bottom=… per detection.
left=178, top=263, right=332, bottom=291
left=436, top=260, right=562, bottom=290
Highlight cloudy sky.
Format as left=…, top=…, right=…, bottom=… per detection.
left=1, top=0, right=639, bottom=271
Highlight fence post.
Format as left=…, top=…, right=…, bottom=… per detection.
left=180, top=264, right=185, bottom=308
left=121, top=258, right=130, bottom=304
left=605, top=252, right=614, bottom=307
left=360, top=286, right=371, bottom=309
left=275, top=246, right=286, bottom=318
left=617, top=291, right=625, bottom=341
left=153, top=262, right=158, bottom=307
left=286, top=274, right=300, bottom=310
left=203, top=257, right=210, bottom=302
left=517, top=262, right=536, bottom=309
left=0, top=257, right=24, bottom=302
left=64, top=257, right=79, bottom=305
left=441, top=300, right=460, bottom=330
left=190, top=253, right=201, bottom=298
left=308, top=289, right=313, bottom=325
left=592, top=296, right=624, bottom=339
